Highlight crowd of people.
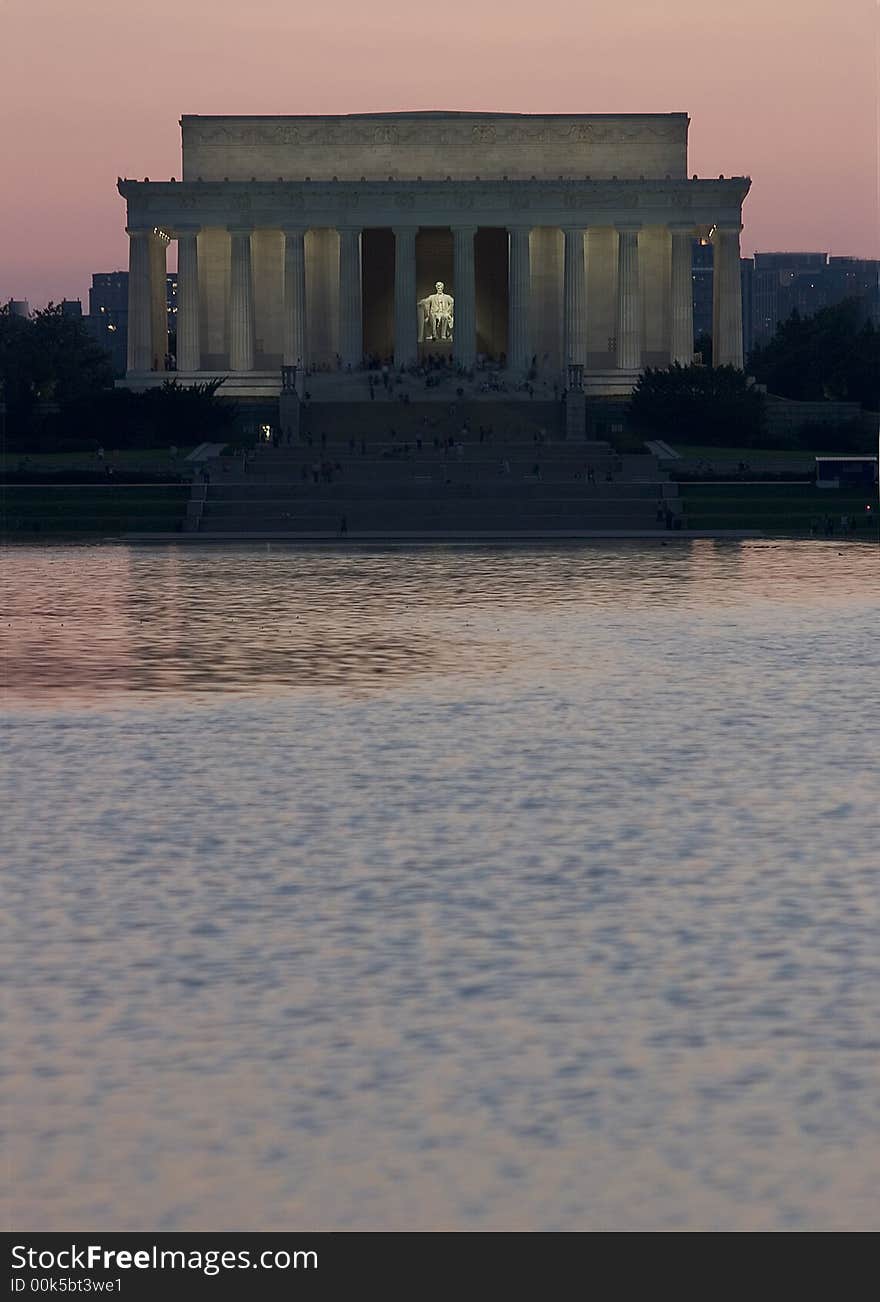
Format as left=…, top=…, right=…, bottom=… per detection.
left=810, top=513, right=860, bottom=536
left=655, top=500, right=686, bottom=530
left=247, top=418, right=637, bottom=497
left=294, top=351, right=569, bottom=407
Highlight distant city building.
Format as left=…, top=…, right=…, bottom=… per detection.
left=692, top=248, right=879, bottom=361
left=743, top=252, right=879, bottom=356
left=826, top=256, right=879, bottom=320
left=86, top=272, right=177, bottom=376
left=6, top=299, right=82, bottom=320
left=86, top=272, right=129, bottom=375
left=740, top=256, right=754, bottom=358
left=691, top=237, right=714, bottom=347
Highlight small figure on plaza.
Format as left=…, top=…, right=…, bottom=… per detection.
left=419, top=281, right=454, bottom=342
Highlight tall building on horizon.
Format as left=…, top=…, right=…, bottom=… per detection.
left=86, top=271, right=178, bottom=376
left=691, top=237, right=714, bottom=347
left=741, top=252, right=879, bottom=356
left=690, top=248, right=878, bottom=361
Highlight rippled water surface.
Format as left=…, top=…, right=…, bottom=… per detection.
left=3, top=541, right=879, bottom=1231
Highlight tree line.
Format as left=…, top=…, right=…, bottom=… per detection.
left=2, top=296, right=877, bottom=452
left=628, top=299, right=878, bottom=448
left=0, top=303, right=233, bottom=450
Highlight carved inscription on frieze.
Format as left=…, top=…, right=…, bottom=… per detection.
left=190, top=116, right=683, bottom=148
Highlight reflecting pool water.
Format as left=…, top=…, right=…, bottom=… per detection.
left=3, top=541, right=879, bottom=1230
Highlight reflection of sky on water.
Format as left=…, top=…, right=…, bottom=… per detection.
left=3, top=540, right=875, bottom=705
left=3, top=540, right=880, bottom=1231
left=3, top=545, right=504, bottom=701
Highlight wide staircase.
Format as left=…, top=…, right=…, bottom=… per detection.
left=298, top=399, right=563, bottom=441
left=198, top=400, right=676, bottom=535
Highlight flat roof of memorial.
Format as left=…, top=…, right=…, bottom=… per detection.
left=181, top=111, right=690, bottom=120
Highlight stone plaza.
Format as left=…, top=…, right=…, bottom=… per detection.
left=118, top=111, right=750, bottom=401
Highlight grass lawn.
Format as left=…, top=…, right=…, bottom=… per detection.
left=1, top=448, right=199, bottom=473
left=679, top=482, right=877, bottom=535
left=2, top=485, right=192, bottom=535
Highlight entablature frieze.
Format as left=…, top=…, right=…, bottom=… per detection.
left=118, top=177, right=750, bottom=236
left=182, top=115, right=688, bottom=150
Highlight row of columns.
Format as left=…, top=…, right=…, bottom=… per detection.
left=127, top=221, right=744, bottom=375
left=561, top=221, right=742, bottom=370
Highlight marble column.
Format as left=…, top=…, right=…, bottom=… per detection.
left=176, top=227, right=201, bottom=372
left=282, top=226, right=307, bottom=368
left=616, top=223, right=642, bottom=370
left=562, top=226, right=587, bottom=368
left=393, top=226, right=418, bottom=369
left=712, top=222, right=744, bottom=368
left=228, top=227, right=255, bottom=372
left=669, top=223, right=695, bottom=366
left=126, top=228, right=152, bottom=373
left=507, top=227, right=532, bottom=374
left=149, top=231, right=169, bottom=371
left=338, top=227, right=363, bottom=368
left=452, top=225, right=476, bottom=368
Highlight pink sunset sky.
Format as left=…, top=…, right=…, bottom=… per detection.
left=2, top=0, right=877, bottom=306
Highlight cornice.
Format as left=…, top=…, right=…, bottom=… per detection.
left=118, top=177, right=751, bottom=231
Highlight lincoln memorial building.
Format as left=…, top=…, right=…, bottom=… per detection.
left=118, top=112, right=750, bottom=397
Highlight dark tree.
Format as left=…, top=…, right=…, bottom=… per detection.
left=2, top=304, right=235, bottom=449
left=1, top=302, right=114, bottom=438
left=0, top=304, right=33, bottom=428
left=628, top=363, right=766, bottom=445
left=748, top=299, right=880, bottom=409
left=44, top=378, right=236, bottom=450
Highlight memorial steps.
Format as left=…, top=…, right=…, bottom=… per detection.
left=297, top=399, right=564, bottom=441
left=200, top=506, right=670, bottom=531
left=202, top=481, right=667, bottom=501
left=197, top=435, right=677, bottom=535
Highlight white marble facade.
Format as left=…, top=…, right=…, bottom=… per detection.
left=119, top=112, right=750, bottom=395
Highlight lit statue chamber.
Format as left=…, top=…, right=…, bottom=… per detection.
left=418, top=281, right=454, bottom=342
